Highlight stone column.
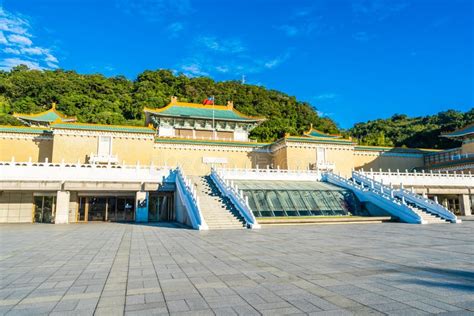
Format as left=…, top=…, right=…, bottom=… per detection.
left=459, top=194, right=472, bottom=216
left=135, top=191, right=148, bottom=222
left=55, top=191, right=70, bottom=224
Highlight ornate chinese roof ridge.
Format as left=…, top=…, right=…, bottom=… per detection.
left=441, top=124, right=474, bottom=138
left=50, top=122, right=156, bottom=134
left=303, top=124, right=342, bottom=139
left=154, top=137, right=270, bottom=147
left=144, top=97, right=265, bottom=122
left=0, top=125, right=52, bottom=134
left=13, top=103, right=77, bottom=124
left=354, top=145, right=439, bottom=154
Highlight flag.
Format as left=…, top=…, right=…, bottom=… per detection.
left=202, top=96, right=214, bottom=105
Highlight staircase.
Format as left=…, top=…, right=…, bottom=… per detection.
left=324, top=172, right=456, bottom=224
left=189, top=176, right=247, bottom=229
left=407, top=205, right=448, bottom=224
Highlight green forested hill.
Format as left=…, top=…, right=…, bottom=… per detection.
left=0, top=66, right=337, bottom=142
left=0, top=65, right=472, bottom=148
left=348, top=110, right=473, bottom=149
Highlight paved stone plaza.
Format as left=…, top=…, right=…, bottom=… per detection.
left=0, top=222, right=473, bottom=316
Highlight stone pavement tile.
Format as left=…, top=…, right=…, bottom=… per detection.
left=288, top=299, right=323, bottom=313
left=437, top=311, right=474, bottom=316
left=251, top=301, right=295, bottom=311
left=204, top=295, right=248, bottom=308
left=403, top=300, right=451, bottom=313
left=213, top=307, right=238, bottom=315
left=170, top=309, right=214, bottom=316
left=370, top=302, right=413, bottom=312
left=126, top=294, right=145, bottom=305
left=185, top=297, right=210, bottom=310
left=230, top=304, right=261, bottom=315
left=324, top=294, right=364, bottom=308
left=125, top=301, right=167, bottom=312
left=98, top=295, right=126, bottom=307
left=308, top=309, right=354, bottom=315
left=455, top=300, right=474, bottom=311
left=385, top=308, right=430, bottom=315
left=305, top=294, right=341, bottom=311
left=7, top=301, right=57, bottom=315
left=95, top=306, right=124, bottom=315
left=167, top=299, right=190, bottom=312
left=49, top=308, right=95, bottom=316
left=345, top=305, right=385, bottom=315
left=74, top=297, right=100, bottom=310
left=52, top=299, right=80, bottom=312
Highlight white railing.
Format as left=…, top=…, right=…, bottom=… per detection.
left=210, top=168, right=260, bottom=229
left=174, top=167, right=208, bottom=230
left=88, top=153, right=119, bottom=164
left=310, top=161, right=336, bottom=171
left=324, top=172, right=424, bottom=224
left=215, top=167, right=322, bottom=181
left=352, top=172, right=460, bottom=223
left=358, top=168, right=473, bottom=187
left=0, top=160, right=169, bottom=182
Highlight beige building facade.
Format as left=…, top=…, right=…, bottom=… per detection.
left=1, top=99, right=472, bottom=224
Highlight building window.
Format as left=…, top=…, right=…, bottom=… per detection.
left=98, top=136, right=112, bottom=156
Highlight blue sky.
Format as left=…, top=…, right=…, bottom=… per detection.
left=0, top=0, right=472, bottom=128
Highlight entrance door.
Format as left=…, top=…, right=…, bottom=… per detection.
left=34, top=196, right=56, bottom=223
left=149, top=193, right=175, bottom=222
left=117, top=197, right=135, bottom=222
left=88, top=197, right=107, bottom=221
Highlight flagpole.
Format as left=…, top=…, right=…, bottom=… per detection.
left=212, top=95, right=215, bottom=140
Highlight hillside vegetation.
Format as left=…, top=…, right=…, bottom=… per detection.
left=0, top=66, right=337, bottom=142
left=0, top=65, right=471, bottom=148
left=349, top=111, right=473, bottom=149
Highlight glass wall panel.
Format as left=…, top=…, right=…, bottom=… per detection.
left=34, top=196, right=55, bottom=223
left=243, top=188, right=357, bottom=217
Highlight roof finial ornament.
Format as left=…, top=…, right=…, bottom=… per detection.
left=227, top=101, right=233, bottom=109
left=171, top=96, right=178, bottom=103
left=52, top=102, right=57, bottom=109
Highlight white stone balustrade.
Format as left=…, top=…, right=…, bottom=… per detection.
left=88, top=153, right=119, bottom=164
left=215, top=167, right=322, bottom=181
left=0, top=160, right=169, bottom=182
left=358, top=169, right=473, bottom=188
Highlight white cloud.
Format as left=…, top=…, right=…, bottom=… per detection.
left=352, top=0, right=409, bottom=21
left=7, top=34, right=32, bottom=46
left=314, top=93, right=338, bottom=101
left=0, top=7, right=59, bottom=70
left=0, top=57, right=41, bottom=71
left=21, top=47, right=48, bottom=55
left=3, top=47, right=20, bottom=54
left=0, top=7, right=30, bottom=35
left=264, top=52, right=291, bottom=69
left=181, top=63, right=209, bottom=77
left=277, top=25, right=299, bottom=37
left=116, top=0, right=192, bottom=22
left=166, top=22, right=184, bottom=38
left=197, top=36, right=246, bottom=54
left=0, top=31, right=7, bottom=44
left=352, top=31, right=370, bottom=42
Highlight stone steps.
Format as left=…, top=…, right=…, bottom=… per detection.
left=189, top=175, right=247, bottom=230
left=409, top=207, right=448, bottom=224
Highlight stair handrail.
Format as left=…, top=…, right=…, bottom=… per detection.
left=175, top=167, right=208, bottom=230
left=210, top=168, right=261, bottom=229
left=396, top=189, right=459, bottom=223
left=352, top=171, right=459, bottom=223
left=324, top=172, right=423, bottom=224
